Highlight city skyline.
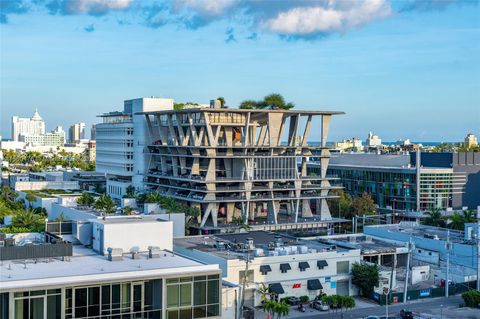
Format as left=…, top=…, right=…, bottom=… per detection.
left=1, top=0, right=479, bottom=141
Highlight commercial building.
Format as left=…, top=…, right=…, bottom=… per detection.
left=333, top=138, right=363, bottom=152
left=309, top=151, right=480, bottom=211
left=0, top=229, right=222, bottom=319
left=11, top=109, right=45, bottom=141
left=95, top=97, right=174, bottom=199
left=366, top=131, right=382, bottom=148
left=20, top=126, right=66, bottom=147
left=174, top=231, right=360, bottom=307
left=141, top=103, right=343, bottom=228
left=69, top=122, right=86, bottom=143
left=364, top=222, right=479, bottom=284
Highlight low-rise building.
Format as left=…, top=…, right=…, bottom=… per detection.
left=174, top=231, right=361, bottom=307
left=0, top=231, right=222, bottom=319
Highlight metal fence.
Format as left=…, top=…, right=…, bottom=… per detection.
left=0, top=241, right=72, bottom=261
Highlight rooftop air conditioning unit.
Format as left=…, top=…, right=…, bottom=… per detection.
left=107, top=247, right=123, bottom=261
left=148, top=246, right=161, bottom=258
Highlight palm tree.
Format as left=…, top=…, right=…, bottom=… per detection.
left=94, top=194, right=116, bottom=215
left=258, top=283, right=272, bottom=304
left=25, top=193, right=37, bottom=208
left=12, top=209, right=45, bottom=230
left=273, top=301, right=290, bottom=319
left=448, top=212, right=465, bottom=230
left=77, top=192, right=95, bottom=207
left=144, top=192, right=163, bottom=204
left=424, top=210, right=446, bottom=227
left=462, top=210, right=476, bottom=223
left=123, top=206, right=135, bottom=215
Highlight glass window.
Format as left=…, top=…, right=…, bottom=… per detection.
left=167, top=309, right=179, bottom=319
left=179, top=308, right=192, bottom=319
left=207, top=280, right=219, bottom=305
left=15, top=299, right=28, bottom=319
left=337, top=261, right=350, bottom=274
left=167, top=285, right=179, bottom=308
left=75, top=288, right=87, bottom=318
left=207, top=304, right=219, bottom=317
left=194, top=281, right=206, bottom=306
left=30, top=297, right=44, bottom=319
left=111, top=284, right=121, bottom=310
left=193, top=306, right=206, bottom=318
left=179, top=284, right=192, bottom=307
left=47, top=295, right=61, bottom=319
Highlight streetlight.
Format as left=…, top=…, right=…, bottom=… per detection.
left=440, top=304, right=443, bottom=319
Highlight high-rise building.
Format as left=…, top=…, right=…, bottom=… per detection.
left=366, top=131, right=382, bottom=147
left=465, top=133, right=478, bottom=148
left=96, top=98, right=174, bottom=199
left=90, top=124, right=96, bottom=140
left=68, top=122, right=86, bottom=143
left=11, top=108, right=45, bottom=141
left=141, top=101, right=343, bottom=228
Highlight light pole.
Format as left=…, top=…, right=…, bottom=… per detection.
left=440, top=304, right=443, bottom=319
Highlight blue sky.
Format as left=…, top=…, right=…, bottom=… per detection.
left=1, top=0, right=479, bottom=142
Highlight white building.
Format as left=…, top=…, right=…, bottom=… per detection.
left=465, top=133, right=478, bottom=148
left=20, top=126, right=66, bottom=147
left=366, top=131, right=382, bottom=147
left=96, top=97, right=174, bottom=199
left=69, top=122, right=86, bottom=143
left=175, top=231, right=361, bottom=307
left=0, top=229, right=222, bottom=319
left=334, top=138, right=363, bottom=152
left=11, top=108, right=45, bottom=141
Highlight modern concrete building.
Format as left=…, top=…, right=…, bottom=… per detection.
left=0, top=230, right=222, bottom=319
left=141, top=104, right=343, bottom=228
left=174, top=231, right=360, bottom=306
left=11, top=109, right=45, bottom=141
left=308, top=151, right=480, bottom=212
left=69, top=122, right=86, bottom=143
left=95, top=97, right=174, bottom=199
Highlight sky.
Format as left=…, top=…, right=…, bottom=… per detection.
left=1, top=0, right=479, bottom=142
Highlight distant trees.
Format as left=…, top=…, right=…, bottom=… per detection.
left=351, top=262, right=380, bottom=298
left=321, top=295, right=355, bottom=312
left=239, top=93, right=295, bottom=110
left=424, top=210, right=446, bottom=228
left=328, top=190, right=376, bottom=219
left=94, top=194, right=116, bottom=215
left=77, top=192, right=95, bottom=207
left=2, top=149, right=95, bottom=171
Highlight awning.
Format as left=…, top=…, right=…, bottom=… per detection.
left=260, top=265, right=272, bottom=273
left=307, top=279, right=323, bottom=290
left=269, top=283, right=285, bottom=295
left=299, top=262, right=310, bottom=270
left=280, top=263, right=291, bottom=272
left=317, top=260, right=328, bottom=269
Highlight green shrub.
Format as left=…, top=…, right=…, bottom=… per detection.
left=462, top=290, right=480, bottom=308
left=299, top=295, right=309, bottom=303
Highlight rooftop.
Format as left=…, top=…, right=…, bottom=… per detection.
left=0, top=245, right=218, bottom=291
left=315, top=234, right=408, bottom=255
left=138, top=108, right=344, bottom=116
left=174, top=230, right=350, bottom=261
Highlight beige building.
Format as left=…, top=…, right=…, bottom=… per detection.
left=141, top=103, right=343, bottom=229
left=465, top=133, right=478, bottom=148
left=11, top=109, right=45, bottom=141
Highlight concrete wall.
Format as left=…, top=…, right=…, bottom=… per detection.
left=92, top=219, right=173, bottom=255
left=13, top=181, right=79, bottom=191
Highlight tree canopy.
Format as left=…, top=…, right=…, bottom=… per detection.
left=239, top=93, right=295, bottom=110
left=351, top=262, right=380, bottom=298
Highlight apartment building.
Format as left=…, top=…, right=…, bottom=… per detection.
left=11, top=109, right=45, bottom=141
left=141, top=104, right=343, bottom=228
left=95, top=98, right=173, bottom=199
left=68, top=122, right=86, bottom=143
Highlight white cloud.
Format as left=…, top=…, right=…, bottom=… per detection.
left=263, top=0, right=392, bottom=36
left=59, top=0, right=131, bottom=15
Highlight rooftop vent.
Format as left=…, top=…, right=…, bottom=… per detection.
left=148, top=246, right=161, bottom=259
left=274, top=235, right=283, bottom=247
left=130, top=247, right=140, bottom=259
left=216, top=240, right=226, bottom=251
left=107, top=247, right=123, bottom=261
left=365, top=236, right=373, bottom=243
left=348, top=236, right=356, bottom=243
left=245, top=238, right=254, bottom=250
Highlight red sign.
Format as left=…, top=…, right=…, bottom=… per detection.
left=293, top=283, right=301, bottom=289
left=393, top=297, right=398, bottom=304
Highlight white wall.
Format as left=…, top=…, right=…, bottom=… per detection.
left=13, top=181, right=79, bottom=191
left=92, top=219, right=173, bottom=255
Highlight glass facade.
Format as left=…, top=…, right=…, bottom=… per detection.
left=322, top=166, right=417, bottom=211
left=5, top=275, right=220, bottom=319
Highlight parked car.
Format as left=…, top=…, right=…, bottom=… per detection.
left=297, top=304, right=306, bottom=312
left=286, top=297, right=300, bottom=306
left=400, top=309, right=414, bottom=319
left=310, top=300, right=329, bottom=311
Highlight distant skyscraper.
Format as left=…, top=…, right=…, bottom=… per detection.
left=68, top=122, right=86, bottom=143
left=465, top=133, right=478, bottom=148
left=366, top=131, right=382, bottom=147
left=11, top=108, right=45, bottom=141
left=90, top=124, right=96, bottom=140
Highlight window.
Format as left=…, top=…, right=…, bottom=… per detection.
left=337, top=261, right=350, bottom=274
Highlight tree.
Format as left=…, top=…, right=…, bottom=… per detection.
left=461, top=290, right=480, bottom=308
left=12, top=209, right=45, bottom=231
left=328, top=189, right=353, bottom=218
left=24, top=192, right=36, bottom=208
left=462, top=210, right=476, bottom=223
left=448, top=212, right=465, bottom=230
left=217, top=97, right=225, bottom=108
left=77, top=192, right=95, bottom=207
left=124, top=185, right=136, bottom=198
left=239, top=100, right=257, bottom=109
left=351, top=192, right=376, bottom=216
left=257, top=283, right=272, bottom=304
left=94, top=194, right=116, bottom=215
left=123, top=206, right=135, bottom=215
left=258, top=93, right=294, bottom=110
left=272, top=300, right=290, bottom=319
left=424, top=210, right=446, bottom=228
left=144, top=192, right=163, bottom=204
left=351, top=262, right=379, bottom=298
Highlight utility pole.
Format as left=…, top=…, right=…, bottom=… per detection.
left=445, top=230, right=450, bottom=298
left=403, top=237, right=413, bottom=304
left=239, top=252, right=251, bottom=319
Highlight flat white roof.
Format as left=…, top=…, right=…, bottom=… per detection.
left=0, top=246, right=218, bottom=291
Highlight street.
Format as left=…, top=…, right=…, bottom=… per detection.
left=256, top=296, right=480, bottom=319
